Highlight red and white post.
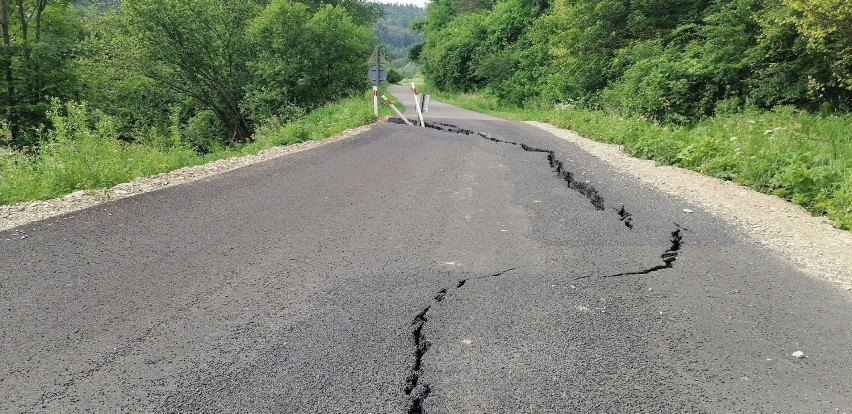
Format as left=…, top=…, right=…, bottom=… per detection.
left=381, top=95, right=413, bottom=126
left=411, top=82, right=425, bottom=127
left=372, top=85, right=379, bottom=117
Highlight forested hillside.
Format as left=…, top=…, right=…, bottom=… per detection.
left=417, top=0, right=851, bottom=121
left=415, top=0, right=852, bottom=229
left=373, top=3, right=425, bottom=79
left=1, top=0, right=388, bottom=205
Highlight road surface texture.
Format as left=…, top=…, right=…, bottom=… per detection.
left=1, top=85, right=850, bottom=413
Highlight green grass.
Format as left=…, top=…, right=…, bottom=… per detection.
left=434, top=90, right=852, bottom=230
left=400, top=74, right=425, bottom=86
left=0, top=89, right=398, bottom=206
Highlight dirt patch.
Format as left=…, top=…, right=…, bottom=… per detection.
left=528, top=121, right=852, bottom=291
left=0, top=123, right=375, bottom=233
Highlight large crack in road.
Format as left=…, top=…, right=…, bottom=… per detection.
left=391, top=118, right=690, bottom=411
left=391, top=118, right=684, bottom=257
left=404, top=268, right=522, bottom=413
left=576, top=225, right=684, bottom=280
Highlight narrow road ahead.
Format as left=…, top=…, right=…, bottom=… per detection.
left=2, top=87, right=850, bottom=413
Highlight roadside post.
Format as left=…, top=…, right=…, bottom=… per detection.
left=372, top=86, right=379, bottom=117
left=367, top=47, right=388, bottom=117
left=411, top=83, right=425, bottom=127
left=381, top=95, right=413, bottom=125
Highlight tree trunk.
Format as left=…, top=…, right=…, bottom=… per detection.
left=34, top=0, right=47, bottom=43
left=15, top=0, right=31, bottom=107
left=0, top=0, right=19, bottom=144
left=30, top=0, right=46, bottom=101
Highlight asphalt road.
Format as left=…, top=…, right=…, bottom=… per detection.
left=1, top=85, right=850, bottom=413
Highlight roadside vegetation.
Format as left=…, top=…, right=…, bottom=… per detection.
left=0, top=91, right=395, bottom=206
left=414, top=0, right=852, bottom=230
left=0, top=0, right=391, bottom=206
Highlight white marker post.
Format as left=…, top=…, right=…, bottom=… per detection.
left=381, top=95, right=413, bottom=126
left=372, top=85, right=379, bottom=117
left=411, top=82, right=425, bottom=127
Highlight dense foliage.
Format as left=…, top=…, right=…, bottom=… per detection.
left=1, top=0, right=379, bottom=151
left=417, top=0, right=852, bottom=122
left=420, top=0, right=852, bottom=229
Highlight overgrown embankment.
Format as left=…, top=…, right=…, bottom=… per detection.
left=434, top=91, right=852, bottom=230
left=0, top=91, right=394, bottom=206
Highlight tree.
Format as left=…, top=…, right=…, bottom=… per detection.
left=785, top=0, right=852, bottom=90
left=0, top=0, right=81, bottom=148
left=300, top=0, right=381, bottom=26
left=243, top=1, right=373, bottom=123
left=120, top=0, right=260, bottom=144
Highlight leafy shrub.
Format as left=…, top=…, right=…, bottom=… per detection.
left=387, top=67, right=404, bottom=84
left=183, top=111, right=229, bottom=154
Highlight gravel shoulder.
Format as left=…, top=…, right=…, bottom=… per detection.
left=0, top=123, right=375, bottom=233
left=528, top=121, right=852, bottom=291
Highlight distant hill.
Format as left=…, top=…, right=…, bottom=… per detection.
left=373, top=3, right=425, bottom=78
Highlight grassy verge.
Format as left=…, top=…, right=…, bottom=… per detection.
left=0, top=89, right=397, bottom=206
left=433, top=91, right=852, bottom=230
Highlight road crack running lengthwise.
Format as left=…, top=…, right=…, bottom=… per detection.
left=395, top=119, right=608, bottom=213
left=406, top=306, right=432, bottom=414
left=404, top=268, right=520, bottom=413
left=616, top=205, right=634, bottom=229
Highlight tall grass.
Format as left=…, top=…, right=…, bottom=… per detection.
left=0, top=90, right=394, bottom=206
left=434, top=91, right=852, bottom=230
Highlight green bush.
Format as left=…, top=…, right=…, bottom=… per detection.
left=183, top=111, right=229, bottom=154
left=386, top=67, right=404, bottom=84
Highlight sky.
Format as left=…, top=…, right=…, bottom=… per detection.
left=368, top=0, right=430, bottom=7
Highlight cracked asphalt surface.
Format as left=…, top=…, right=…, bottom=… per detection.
left=1, top=84, right=851, bottom=413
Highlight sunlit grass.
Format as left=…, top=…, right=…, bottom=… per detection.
left=0, top=89, right=397, bottom=207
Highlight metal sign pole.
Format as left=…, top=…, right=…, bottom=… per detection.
left=367, top=47, right=388, bottom=115
left=374, top=47, right=380, bottom=116
left=375, top=47, right=381, bottom=90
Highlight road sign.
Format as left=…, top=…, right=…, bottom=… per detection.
left=368, top=48, right=389, bottom=65
left=368, top=66, right=388, bottom=83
